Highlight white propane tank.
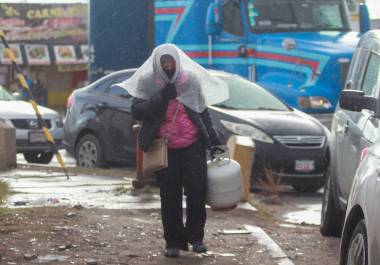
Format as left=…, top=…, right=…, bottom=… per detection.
left=206, top=147, right=243, bottom=210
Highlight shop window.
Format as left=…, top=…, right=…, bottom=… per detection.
left=222, top=0, right=244, bottom=36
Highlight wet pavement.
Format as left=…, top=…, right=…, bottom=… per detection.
left=0, top=168, right=257, bottom=212
left=281, top=188, right=323, bottom=226
left=15, top=148, right=324, bottom=227
left=13, top=152, right=325, bottom=226
left=0, top=169, right=162, bottom=209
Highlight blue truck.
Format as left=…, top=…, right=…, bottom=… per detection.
left=89, top=0, right=371, bottom=126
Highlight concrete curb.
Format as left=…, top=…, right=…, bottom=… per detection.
left=245, top=225, right=295, bottom=265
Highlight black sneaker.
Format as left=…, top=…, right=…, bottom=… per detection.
left=179, top=243, right=189, bottom=251
left=164, top=248, right=180, bottom=258
left=192, top=241, right=207, bottom=253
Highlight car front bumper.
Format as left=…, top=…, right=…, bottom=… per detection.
left=16, top=139, right=63, bottom=153
left=5, top=121, right=65, bottom=153
left=252, top=140, right=328, bottom=184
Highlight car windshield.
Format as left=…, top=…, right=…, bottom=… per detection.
left=0, top=86, right=15, bottom=101
left=245, top=0, right=350, bottom=33
left=214, top=75, right=289, bottom=111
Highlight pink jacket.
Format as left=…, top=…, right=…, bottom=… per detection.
left=158, top=99, right=199, bottom=149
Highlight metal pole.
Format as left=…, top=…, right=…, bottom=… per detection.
left=0, top=30, right=70, bottom=180
left=132, top=124, right=145, bottom=188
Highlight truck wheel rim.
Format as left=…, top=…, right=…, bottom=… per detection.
left=347, top=233, right=366, bottom=265
left=78, top=140, right=98, bottom=167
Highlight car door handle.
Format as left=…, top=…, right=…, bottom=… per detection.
left=376, top=166, right=380, bottom=181
left=97, top=102, right=108, bottom=109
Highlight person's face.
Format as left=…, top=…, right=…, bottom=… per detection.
left=160, top=55, right=176, bottom=79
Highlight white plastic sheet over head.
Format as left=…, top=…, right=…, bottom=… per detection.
left=116, top=43, right=229, bottom=113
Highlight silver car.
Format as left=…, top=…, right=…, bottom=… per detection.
left=0, top=86, right=63, bottom=164
left=340, top=142, right=380, bottom=265
left=320, top=30, right=380, bottom=238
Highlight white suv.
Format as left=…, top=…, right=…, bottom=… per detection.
left=0, top=86, right=63, bottom=164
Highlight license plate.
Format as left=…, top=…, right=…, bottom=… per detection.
left=295, top=160, right=315, bottom=172
left=29, top=130, right=47, bottom=143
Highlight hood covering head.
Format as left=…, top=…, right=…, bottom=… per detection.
left=116, top=43, right=229, bottom=113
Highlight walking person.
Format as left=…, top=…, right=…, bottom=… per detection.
left=117, top=44, right=228, bottom=258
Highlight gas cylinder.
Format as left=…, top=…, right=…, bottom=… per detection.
left=206, top=151, right=243, bottom=210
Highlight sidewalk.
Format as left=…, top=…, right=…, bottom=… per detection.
left=0, top=166, right=340, bottom=265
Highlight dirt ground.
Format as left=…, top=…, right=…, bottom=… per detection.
left=0, top=199, right=339, bottom=265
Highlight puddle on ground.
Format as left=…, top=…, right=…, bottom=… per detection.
left=283, top=203, right=321, bottom=226
left=37, top=255, right=67, bottom=263
left=2, top=170, right=163, bottom=210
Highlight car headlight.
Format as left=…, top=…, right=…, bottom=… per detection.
left=54, top=117, right=64, bottom=128
left=221, top=120, right=274, bottom=144
left=298, top=96, right=332, bottom=109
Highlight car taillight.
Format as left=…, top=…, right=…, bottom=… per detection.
left=360, top=148, right=369, bottom=162
left=67, top=93, right=75, bottom=110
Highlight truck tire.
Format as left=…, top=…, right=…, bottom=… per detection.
left=23, top=151, right=54, bottom=164
left=75, top=134, right=105, bottom=168
left=320, top=165, right=344, bottom=237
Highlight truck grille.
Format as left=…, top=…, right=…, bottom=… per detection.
left=11, top=119, right=52, bottom=129
left=273, top=135, right=325, bottom=148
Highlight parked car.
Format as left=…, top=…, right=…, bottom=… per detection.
left=320, top=30, right=380, bottom=238
left=339, top=143, right=380, bottom=265
left=64, top=69, right=329, bottom=192
left=0, top=86, right=64, bottom=164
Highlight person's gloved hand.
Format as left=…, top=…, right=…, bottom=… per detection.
left=161, top=83, right=177, bottom=100
left=210, top=146, right=226, bottom=159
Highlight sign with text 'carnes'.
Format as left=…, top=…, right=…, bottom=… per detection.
left=0, top=3, right=87, bottom=44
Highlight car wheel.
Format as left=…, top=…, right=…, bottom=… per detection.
left=345, top=220, right=368, bottom=265
left=23, top=152, right=54, bottom=164
left=291, top=179, right=324, bottom=193
left=76, top=134, right=105, bottom=168
left=320, top=165, right=344, bottom=236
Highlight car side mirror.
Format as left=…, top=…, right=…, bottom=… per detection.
left=206, top=2, right=223, bottom=36
left=359, top=3, right=371, bottom=34
left=339, top=90, right=378, bottom=115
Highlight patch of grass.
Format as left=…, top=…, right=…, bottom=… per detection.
left=255, top=167, right=287, bottom=196
left=248, top=197, right=273, bottom=221
left=114, top=185, right=131, bottom=195
left=0, top=180, right=10, bottom=205
left=0, top=207, right=11, bottom=215
left=142, top=185, right=154, bottom=194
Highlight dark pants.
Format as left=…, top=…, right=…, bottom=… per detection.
left=156, top=141, right=207, bottom=249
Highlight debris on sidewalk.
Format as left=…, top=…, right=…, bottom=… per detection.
left=198, top=251, right=237, bottom=258
left=218, top=229, right=251, bottom=235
